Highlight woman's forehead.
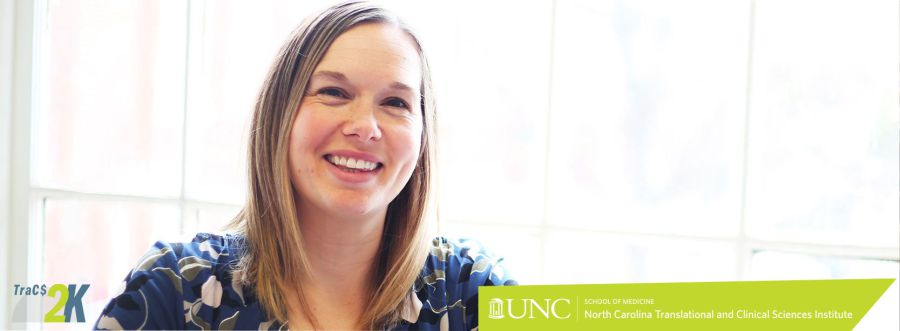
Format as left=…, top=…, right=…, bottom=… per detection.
left=312, top=23, right=422, bottom=89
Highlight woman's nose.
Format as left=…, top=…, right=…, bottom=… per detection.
left=341, top=101, right=383, bottom=142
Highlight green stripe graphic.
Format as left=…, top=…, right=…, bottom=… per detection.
left=479, top=278, right=894, bottom=330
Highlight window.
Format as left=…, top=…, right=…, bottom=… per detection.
left=4, top=0, right=898, bottom=329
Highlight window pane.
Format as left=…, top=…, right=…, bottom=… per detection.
left=543, top=230, right=737, bottom=284
left=33, top=0, right=187, bottom=197
left=439, top=222, right=542, bottom=285
left=745, top=0, right=900, bottom=246
left=749, top=251, right=899, bottom=331
left=547, top=0, right=749, bottom=236
left=428, top=1, right=553, bottom=226
left=41, top=198, right=180, bottom=328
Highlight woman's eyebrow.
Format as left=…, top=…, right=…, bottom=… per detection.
left=312, top=70, right=348, bottom=82
left=389, top=81, right=414, bottom=93
left=312, top=70, right=415, bottom=94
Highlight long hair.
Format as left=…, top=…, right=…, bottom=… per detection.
left=227, top=1, right=437, bottom=329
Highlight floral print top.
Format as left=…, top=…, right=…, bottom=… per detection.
left=94, top=233, right=516, bottom=330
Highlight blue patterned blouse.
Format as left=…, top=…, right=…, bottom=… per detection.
left=94, top=233, right=516, bottom=330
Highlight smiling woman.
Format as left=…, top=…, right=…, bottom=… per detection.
left=92, top=1, right=515, bottom=330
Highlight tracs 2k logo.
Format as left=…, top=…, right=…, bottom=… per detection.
left=13, top=284, right=91, bottom=323
left=488, top=298, right=572, bottom=320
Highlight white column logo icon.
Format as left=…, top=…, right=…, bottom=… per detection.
left=488, top=298, right=504, bottom=319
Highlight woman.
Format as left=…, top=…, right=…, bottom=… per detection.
left=94, top=1, right=515, bottom=330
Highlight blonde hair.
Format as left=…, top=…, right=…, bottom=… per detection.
left=227, top=1, right=436, bottom=329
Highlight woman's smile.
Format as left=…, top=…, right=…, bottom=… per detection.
left=323, top=151, right=384, bottom=184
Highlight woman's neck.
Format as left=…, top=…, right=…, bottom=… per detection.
left=299, top=212, right=384, bottom=287
left=288, top=202, right=387, bottom=329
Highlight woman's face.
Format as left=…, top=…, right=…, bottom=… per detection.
left=288, top=23, right=423, bottom=220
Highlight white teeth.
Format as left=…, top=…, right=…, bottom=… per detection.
left=328, top=155, right=378, bottom=171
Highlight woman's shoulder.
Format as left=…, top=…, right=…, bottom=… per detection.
left=95, top=232, right=268, bottom=330
left=424, top=236, right=516, bottom=285
left=167, top=232, right=245, bottom=264
left=123, top=232, right=244, bottom=267
left=405, top=237, right=517, bottom=329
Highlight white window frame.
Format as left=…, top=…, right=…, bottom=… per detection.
left=0, top=0, right=39, bottom=328
left=3, top=0, right=38, bottom=329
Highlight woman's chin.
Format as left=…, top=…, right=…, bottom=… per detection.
left=324, top=195, right=386, bottom=219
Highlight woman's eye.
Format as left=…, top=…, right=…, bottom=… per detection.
left=317, top=87, right=348, bottom=98
left=383, top=97, right=409, bottom=109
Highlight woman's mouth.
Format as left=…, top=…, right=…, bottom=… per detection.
left=325, top=154, right=382, bottom=173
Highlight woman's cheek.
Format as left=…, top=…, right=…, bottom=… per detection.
left=398, top=122, right=423, bottom=158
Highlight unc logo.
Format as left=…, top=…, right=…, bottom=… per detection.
left=489, top=298, right=504, bottom=319
left=487, top=298, right=572, bottom=320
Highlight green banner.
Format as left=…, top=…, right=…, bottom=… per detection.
left=479, top=278, right=894, bottom=330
